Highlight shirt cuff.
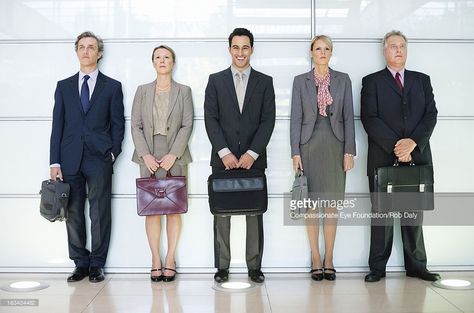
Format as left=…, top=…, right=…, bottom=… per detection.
left=218, top=148, right=232, bottom=159
left=50, top=163, right=61, bottom=168
left=247, top=150, right=259, bottom=160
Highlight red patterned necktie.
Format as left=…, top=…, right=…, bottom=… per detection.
left=395, top=72, right=403, bottom=92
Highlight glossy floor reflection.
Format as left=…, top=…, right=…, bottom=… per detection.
left=0, top=272, right=473, bottom=313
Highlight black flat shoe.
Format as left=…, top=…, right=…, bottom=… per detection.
left=406, top=270, right=440, bottom=281
left=324, top=268, right=336, bottom=281
left=162, top=268, right=177, bottom=282
left=364, top=271, right=386, bottom=282
left=248, top=269, right=265, bottom=283
left=67, top=267, right=89, bottom=282
left=150, top=268, right=163, bottom=282
left=214, top=269, right=229, bottom=283
left=310, top=268, right=324, bottom=281
left=89, top=267, right=105, bottom=283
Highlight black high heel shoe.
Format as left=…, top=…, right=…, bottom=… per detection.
left=310, top=268, right=324, bottom=281
left=324, top=267, right=336, bottom=281
left=150, top=268, right=163, bottom=282
left=162, top=267, right=177, bottom=282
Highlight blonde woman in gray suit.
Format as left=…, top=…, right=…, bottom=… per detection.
left=290, top=35, right=356, bottom=281
left=131, top=45, right=193, bottom=282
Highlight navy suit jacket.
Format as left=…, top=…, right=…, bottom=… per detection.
left=204, top=67, right=276, bottom=169
left=50, top=71, right=125, bottom=175
left=361, top=68, right=438, bottom=176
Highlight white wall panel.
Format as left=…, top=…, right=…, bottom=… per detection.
left=316, top=0, right=474, bottom=39
left=0, top=0, right=311, bottom=40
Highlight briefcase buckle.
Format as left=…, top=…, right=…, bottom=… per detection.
left=155, top=189, right=166, bottom=198
left=387, top=183, right=393, bottom=193
left=419, top=183, right=425, bottom=192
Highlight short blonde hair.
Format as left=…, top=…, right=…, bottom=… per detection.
left=310, top=35, right=333, bottom=51
left=151, top=45, right=176, bottom=63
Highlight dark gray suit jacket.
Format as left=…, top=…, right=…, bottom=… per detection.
left=204, top=67, right=276, bottom=169
left=361, top=68, right=438, bottom=177
left=290, top=68, right=356, bottom=157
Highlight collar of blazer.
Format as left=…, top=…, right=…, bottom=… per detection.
left=224, top=67, right=261, bottom=114
left=382, top=67, right=415, bottom=97
left=68, top=71, right=107, bottom=115
left=143, top=79, right=180, bottom=124
left=303, top=67, right=341, bottom=115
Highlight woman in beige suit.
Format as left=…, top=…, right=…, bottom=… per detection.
left=131, top=45, right=193, bottom=282
left=290, top=35, right=355, bottom=281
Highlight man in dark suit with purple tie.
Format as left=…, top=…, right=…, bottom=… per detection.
left=49, top=31, right=125, bottom=283
left=361, top=30, right=440, bottom=283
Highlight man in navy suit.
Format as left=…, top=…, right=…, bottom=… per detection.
left=361, top=30, right=440, bottom=282
left=49, top=31, right=125, bottom=283
left=204, top=28, right=275, bottom=283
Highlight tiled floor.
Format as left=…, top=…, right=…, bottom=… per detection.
left=0, top=271, right=473, bottom=313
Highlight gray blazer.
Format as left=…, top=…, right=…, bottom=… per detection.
left=131, top=80, right=193, bottom=164
left=290, top=68, right=356, bottom=156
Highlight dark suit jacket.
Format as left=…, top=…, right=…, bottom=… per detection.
left=204, top=67, right=276, bottom=169
left=50, top=71, right=125, bottom=175
left=361, top=68, right=437, bottom=177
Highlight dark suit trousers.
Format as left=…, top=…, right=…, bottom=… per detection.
left=63, top=148, right=113, bottom=268
left=212, top=167, right=264, bottom=270
left=368, top=177, right=427, bottom=273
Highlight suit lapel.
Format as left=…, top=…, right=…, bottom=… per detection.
left=382, top=67, right=403, bottom=97
left=242, top=69, right=259, bottom=114
left=223, top=68, right=240, bottom=113
left=67, top=73, right=84, bottom=116
left=329, top=68, right=340, bottom=113
left=167, top=81, right=179, bottom=121
left=87, top=71, right=106, bottom=114
left=403, top=70, right=414, bottom=96
left=304, top=70, right=317, bottom=115
left=144, top=81, right=155, bottom=128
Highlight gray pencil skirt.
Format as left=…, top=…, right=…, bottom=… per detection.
left=300, top=115, right=346, bottom=198
left=139, top=135, right=188, bottom=179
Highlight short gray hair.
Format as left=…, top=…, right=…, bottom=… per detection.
left=382, top=30, right=407, bottom=49
left=74, top=31, right=104, bottom=61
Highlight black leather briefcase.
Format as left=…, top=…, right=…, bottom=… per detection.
left=208, top=169, right=268, bottom=216
left=374, top=161, right=434, bottom=212
left=39, top=179, right=70, bottom=222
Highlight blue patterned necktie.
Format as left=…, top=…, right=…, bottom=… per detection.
left=80, top=75, right=90, bottom=112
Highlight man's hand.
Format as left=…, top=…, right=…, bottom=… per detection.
left=398, top=154, right=413, bottom=163
left=237, top=153, right=255, bottom=170
left=143, top=154, right=161, bottom=174
left=394, top=138, right=417, bottom=160
left=159, top=154, right=177, bottom=171
left=50, top=167, right=63, bottom=181
left=222, top=153, right=239, bottom=170
left=292, top=155, right=303, bottom=172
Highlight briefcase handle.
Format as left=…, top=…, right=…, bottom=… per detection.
left=393, top=159, right=415, bottom=167
left=148, top=171, right=175, bottom=179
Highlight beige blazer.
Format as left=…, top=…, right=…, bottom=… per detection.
left=131, top=80, right=194, bottom=164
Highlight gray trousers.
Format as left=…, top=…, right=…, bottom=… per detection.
left=212, top=167, right=264, bottom=270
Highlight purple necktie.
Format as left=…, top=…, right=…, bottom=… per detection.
left=80, top=75, right=90, bottom=112
left=395, top=72, right=403, bottom=92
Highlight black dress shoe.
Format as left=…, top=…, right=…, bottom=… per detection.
left=150, top=268, right=163, bottom=282
left=214, top=269, right=229, bottom=283
left=89, top=267, right=105, bottom=283
left=67, top=267, right=89, bottom=282
left=324, top=268, right=337, bottom=281
left=364, top=271, right=386, bottom=282
left=406, top=270, right=441, bottom=281
left=248, top=269, right=265, bottom=283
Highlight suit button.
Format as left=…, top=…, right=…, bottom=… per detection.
left=330, top=112, right=333, bottom=116
left=80, top=136, right=84, bottom=140
left=167, top=127, right=170, bottom=131
left=236, top=131, right=240, bottom=135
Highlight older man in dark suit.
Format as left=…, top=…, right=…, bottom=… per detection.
left=50, top=31, right=125, bottom=283
left=204, top=28, right=275, bottom=283
left=361, top=30, right=440, bottom=282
